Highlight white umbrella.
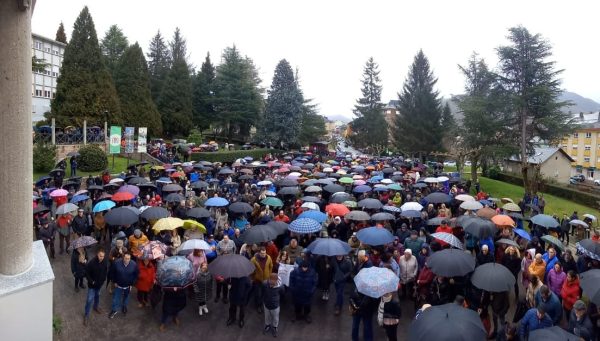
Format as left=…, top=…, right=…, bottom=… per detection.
left=423, top=177, right=439, bottom=183
left=401, top=202, right=423, bottom=212
left=336, top=169, right=347, bottom=175
left=583, top=214, right=597, bottom=221
left=437, top=176, right=449, bottom=182
left=455, top=194, right=475, bottom=202
left=352, top=175, right=364, bottom=180
left=460, top=201, right=483, bottom=211
left=257, top=180, right=272, bottom=186
left=301, top=202, right=320, bottom=210
left=289, top=172, right=302, bottom=177
left=180, top=239, right=211, bottom=251
left=570, top=219, right=589, bottom=228
left=323, top=167, right=334, bottom=173
left=380, top=179, right=393, bottom=184
left=109, top=178, right=125, bottom=184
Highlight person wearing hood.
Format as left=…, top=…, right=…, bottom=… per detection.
left=193, top=262, right=213, bottom=316
left=561, top=270, right=581, bottom=319
left=262, top=273, right=284, bottom=337
left=416, top=243, right=430, bottom=270
left=289, top=261, right=317, bottom=323
left=128, top=229, right=149, bottom=259
left=567, top=300, right=595, bottom=341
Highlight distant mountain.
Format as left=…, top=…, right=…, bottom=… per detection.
left=560, top=91, right=600, bottom=114
left=325, top=114, right=351, bottom=123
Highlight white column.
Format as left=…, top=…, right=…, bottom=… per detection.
left=83, top=119, right=87, bottom=145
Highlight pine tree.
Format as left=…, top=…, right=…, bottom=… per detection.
left=157, top=28, right=193, bottom=137
left=261, top=59, right=303, bottom=148
left=393, top=50, right=443, bottom=158
left=192, top=52, right=216, bottom=131
left=100, top=25, right=129, bottom=78
left=350, top=57, right=387, bottom=154
left=441, top=102, right=456, bottom=136
left=299, top=99, right=327, bottom=146
left=51, top=6, right=121, bottom=127
left=147, top=30, right=171, bottom=104
left=55, top=22, right=67, bottom=43
left=113, top=43, right=163, bottom=137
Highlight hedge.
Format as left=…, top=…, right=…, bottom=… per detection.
left=33, top=143, right=56, bottom=173
left=496, top=172, right=600, bottom=208
left=190, top=149, right=284, bottom=163
left=78, top=144, right=108, bottom=172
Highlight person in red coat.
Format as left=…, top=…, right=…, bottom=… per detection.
left=560, top=270, right=581, bottom=318
left=434, top=221, right=453, bottom=248
left=265, top=241, right=279, bottom=265
left=136, top=259, right=156, bottom=307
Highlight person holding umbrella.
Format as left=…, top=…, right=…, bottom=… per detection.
left=108, top=252, right=139, bottom=319
left=71, top=208, right=90, bottom=237
left=159, top=287, right=187, bottom=332
left=349, top=287, right=378, bottom=341
left=83, top=248, right=108, bottom=326
left=56, top=213, right=73, bottom=255
left=71, top=246, right=88, bottom=292
left=333, top=254, right=352, bottom=316
left=289, top=260, right=317, bottom=323
left=377, top=292, right=401, bottom=341
left=226, top=275, right=252, bottom=328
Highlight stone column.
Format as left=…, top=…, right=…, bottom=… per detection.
left=0, top=0, right=33, bottom=275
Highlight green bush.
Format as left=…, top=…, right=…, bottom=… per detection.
left=486, top=165, right=501, bottom=179
left=33, top=143, right=56, bottom=173
left=190, top=149, right=283, bottom=163
left=187, top=129, right=203, bottom=145
left=78, top=144, right=108, bottom=172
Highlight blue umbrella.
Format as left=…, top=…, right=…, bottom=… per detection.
left=356, top=227, right=395, bottom=246
left=306, top=238, right=351, bottom=256
left=35, top=176, right=52, bottom=187
left=205, top=197, right=229, bottom=207
left=298, top=210, right=328, bottom=223
left=513, top=228, right=532, bottom=241
left=354, top=266, right=399, bottom=298
left=353, top=185, right=372, bottom=193
left=289, top=218, right=322, bottom=234
left=373, top=186, right=389, bottom=192
left=382, top=205, right=401, bottom=213
left=530, top=214, right=560, bottom=228
left=400, top=210, right=422, bottom=218
left=479, top=199, right=493, bottom=207
left=70, top=194, right=90, bottom=203
left=93, top=200, right=116, bottom=213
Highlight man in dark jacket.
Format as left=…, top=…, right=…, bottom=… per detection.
left=262, top=273, right=284, bottom=337
left=333, top=255, right=352, bottom=315
left=108, top=253, right=138, bottom=319
left=71, top=209, right=89, bottom=236
left=289, top=261, right=317, bottom=323
left=350, top=289, right=378, bottom=341
left=227, top=275, right=252, bottom=328
left=476, top=245, right=494, bottom=266
left=83, top=248, right=108, bottom=325
left=567, top=300, right=596, bottom=341
left=37, top=218, right=56, bottom=259
left=519, top=305, right=553, bottom=339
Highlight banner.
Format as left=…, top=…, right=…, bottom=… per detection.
left=125, top=127, right=134, bottom=153
left=138, top=127, right=147, bottom=153
left=109, top=126, right=121, bottom=154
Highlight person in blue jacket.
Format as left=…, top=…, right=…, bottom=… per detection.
left=108, top=253, right=139, bottom=319
left=542, top=247, right=559, bottom=276
left=519, top=305, right=553, bottom=339
left=289, top=261, right=317, bottom=323
left=534, top=285, right=562, bottom=325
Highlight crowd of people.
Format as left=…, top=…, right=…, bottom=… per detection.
left=32, top=151, right=600, bottom=340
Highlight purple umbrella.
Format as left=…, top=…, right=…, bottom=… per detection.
left=118, top=185, right=140, bottom=196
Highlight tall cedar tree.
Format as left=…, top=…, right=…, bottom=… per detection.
left=113, top=43, right=163, bottom=137
left=157, top=28, right=193, bottom=137
left=497, top=26, right=574, bottom=194
left=51, top=6, right=121, bottom=127
left=351, top=57, right=388, bottom=154
left=147, top=31, right=171, bottom=104
left=100, top=25, right=129, bottom=78
left=213, top=46, right=264, bottom=140
left=55, top=22, right=67, bottom=43
left=192, top=53, right=216, bottom=131
left=299, top=99, right=327, bottom=146
left=393, top=50, right=443, bottom=157
left=262, top=59, right=304, bottom=147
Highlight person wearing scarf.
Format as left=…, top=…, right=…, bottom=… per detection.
left=378, top=292, right=401, bottom=341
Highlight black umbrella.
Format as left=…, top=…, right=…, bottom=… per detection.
left=371, top=212, right=395, bottom=221
left=471, top=263, right=515, bottom=292
left=186, top=207, right=211, bottom=219
left=241, top=224, right=279, bottom=244
left=580, top=269, right=600, bottom=305
left=408, top=303, right=486, bottom=341
left=329, top=192, right=352, bottom=203
left=300, top=196, right=321, bottom=203
left=140, top=206, right=170, bottom=220
left=208, top=254, right=255, bottom=278
left=266, top=221, right=289, bottom=235
left=138, top=183, right=157, bottom=191
left=238, top=174, right=254, bottom=181
left=87, top=185, right=104, bottom=192
left=427, top=249, right=475, bottom=277
left=277, top=178, right=298, bottom=187
left=33, top=205, right=51, bottom=215
left=165, top=193, right=185, bottom=203
left=528, top=326, right=579, bottom=341
left=381, top=167, right=395, bottom=174
left=427, top=217, right=445, bottom=226
left=104, top=206, right=139, bottom=226
left=278, top=187, right=299, bottom=196
left=423, top=192, right=452, bottom=204
left=229, top=202, right=253, bottom=214
left=127, top=176, right=147, bottom=185
left=191, top=181, right=209, bottom=189
left=323, top=184, right=345, bottom=193
left=163, top=184, right=183, bottom=193
left=576, top=239, right=600, bottom=260
left=66, top=176, right=82, bottom=183
left=218, top=168, right=234, bottom=175
left=49, top=168, right=65, bottom=177
left=463, top=217, right=496, bottom=239
left=412, top=183, right=427, bottom=189
left=357, top=198, right=383, bottom=210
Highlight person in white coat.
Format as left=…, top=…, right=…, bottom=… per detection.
left=398, top=249, right=418, bottom=301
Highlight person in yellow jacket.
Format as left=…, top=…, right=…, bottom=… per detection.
left=528, top=253, right=547, bottom=283
left=251, top=247, right=273, bottom=314
left=128, top=229, right=149, bottom=259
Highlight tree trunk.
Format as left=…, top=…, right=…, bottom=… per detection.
left=520, top=109, right=532, bottom=194
left=471, top=157, right=479, bottom=183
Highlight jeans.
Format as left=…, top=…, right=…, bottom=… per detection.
left=216, top=281, right=229, bottom=299
left=160, top=312, right=178, bottom=324
left=334, top=281, right=345, bottom=308
left=384, top=324, right=398, bottom=341
left=111, top=286, right=131, bottom=312
left=294, top=303, right=311, bottom=319
left=351, top=314, right=373, bottom=341
left=84, top=287, right=101, bottom=317
left=264, top=306, right=280, bottom=328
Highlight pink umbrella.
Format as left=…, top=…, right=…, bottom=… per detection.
left=49, top=189, right=68, bottom=197
left=353, top=180, right=367, bottom=186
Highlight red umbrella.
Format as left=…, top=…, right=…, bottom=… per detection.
left=112, top=192, right=134, bottom=202
left=170, top=171, right=185, bottom=178
left=326, top=203, right=350, bottom=216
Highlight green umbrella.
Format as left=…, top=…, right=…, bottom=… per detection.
left=339, top=177, right=353, bottom=184
left=541, top=234, right=565, bottom=251
left=388, top=184, right=403, bottom=191
left=261, top=197, right=284, bottom=207
left=343, top=200, right=357, bottom=208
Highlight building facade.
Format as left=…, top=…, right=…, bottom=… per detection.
left=560, top=112, right=600, bottom=179
left=32, top=33, right=65, bottom=122
left=383, top=100, right=398, bottom=144
left=504, top=147, right=574, bottom=184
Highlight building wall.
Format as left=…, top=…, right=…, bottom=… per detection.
left=539, top=151, right=572, bottom=184
left=31, top=33, right=65, bottom=123
left=561, top=126, right=600, bottom=179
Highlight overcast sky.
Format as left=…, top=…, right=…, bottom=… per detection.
left=32, top=0, right=600, bottom=121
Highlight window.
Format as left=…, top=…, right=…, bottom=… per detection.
left=584, top=157, right=591, bottom=163
left=573, top=145, right=578, bottom=149
left=585, top=146, right=591, bottom=151
left=586, top=132, right=592, bottom=138
left=562, top=145, right=568, bottom=149
left=43, top=90, right=50, bottom=98
left=53, top=49, right=59, bottom=55
left=588, top=169, right=595, bottom=178
left=34, top=89, right=42, bottom=97
left=574, top=133, right=579, bottom=138
left=52, top=72, right=58, bottom=77
left=34, top=41, right=42, bottom=50
left=51, top=92, right=56, bottom=99
left=44, top=47, right=50, bottom=53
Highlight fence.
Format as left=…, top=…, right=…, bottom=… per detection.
left=33, top=119, right=106, bottom=145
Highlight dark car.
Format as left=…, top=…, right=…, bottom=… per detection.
left=569, top=174, right=585, bottom=184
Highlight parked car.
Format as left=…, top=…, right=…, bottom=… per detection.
left=443, top=160, right=457, bottom=167
left=594, top=179, right=600, bottom=186
left=569, top=174, right=586, bottom=184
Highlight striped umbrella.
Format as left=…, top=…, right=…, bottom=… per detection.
left=431, top=232, right=464, bottom=249
left=289, top=218, right=322, bottom=234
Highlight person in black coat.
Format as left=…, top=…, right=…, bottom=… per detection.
left=333, top=255, right=353, bottom=315
left=476, top=245, right=494, bottom=266
left=71, top=247, right=88, bottom=292
left=501, top=246, right=521, bottom=300
left=316, top=255, right=334, bottom=301
left=377, top=292, right=401, bottom=341
left=71, top=209, right=90, bottom=236
left=83, top=249, right=108, bottom=325
left=227, top=276, right=252, bottom=328
left=350, top=289, right=378, bottom=341
left=289, top=261, right=317, bottom=323
left=159, top=288, right=187, bottom=332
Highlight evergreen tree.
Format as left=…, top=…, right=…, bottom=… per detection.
left=441, top=102, right=456, bottom=136
left=393, top=50, right=443, bottom=158
left=350, top=57, right=387, bottom=154
left=51, top=6, right=121, bottom=127
left=157, top=28, right=193, bottom=137
left=55, top=22, right=67, bottom=43
left=192, top=52, right=216, bottom=131
left=147, top=30, right=171, bottom=104
left=100, top=24, right=129, bottom=78
left=261, top=59, right=303, bottom=147
left=113, top=43, right=163, bottom=137
left=496, top=26, right=573, bottom=194
left=299, top=99, right=327, bottom=146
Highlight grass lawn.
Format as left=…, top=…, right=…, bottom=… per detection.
left=33, top=155, right=138, bottom=182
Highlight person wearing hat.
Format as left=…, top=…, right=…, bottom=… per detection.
left=399, top=249, right=418, bottom=301
left=37, top=217, right=56, bottom=259
left=567, top=300, right=595, bottom=341
left=289, top=261, right=317, bottom=323
left=71, top=208, right=90, bottom=237
left=128, top=229, right=149, bottom=259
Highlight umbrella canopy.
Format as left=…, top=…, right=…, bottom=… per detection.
left=460, top=200, right=483, bottom=211
left=496, top=238, right=519, bottom=248
left=180, top=239, right=211, bottom=251
left=513, top=228, right=532, bottom=241
left=218, top=168, right=235, bottom=175
left=471, top=262, right=515, bottom=292
left=304, top=185, right=323, bottom=193
left=476, top=207, right=497, bottom=219
left=276, top=178, right=298, bottom=187
left=70, top=194, right=89, bottom=204
left=140, top=240, right=168, bottom=260
left=140, top=206, right=170, bottom=220
left=165, top=193, right=185, bottom=204
left=570, top=219, right=589, bottom=228
left=104, top=206, right=139, bottom=226
left=580, top=269, right=600, bottom=305
left=583, top=213, right=597, bottom=221
left=424, top=192, right=452, bottom=204
left=576, top=239, right=600, bottom=261
left=357, top=198, right=383, bottom=210
left=278, top=187, right=300, bottom=196
left=353, top=185, right=373, bottom=193
left=257, top=180, right=272, bottom=186
left=356, top=227, right=395, bottom=246
left=261, top=197, right=284, bottom=207
left=301, top=196, right=321, bottom=203
left=326, top=203, right=350, bottom=216
left=502, top=203, right=521, bottom=212
left=455, top=194, right=475, bottom=201
left=306, top=238, right=351, bottom=256
left=112, top=192, right=135, bottom=202
left=208, top=254, right=255, bottom=278
left=241, top=224, right=279, bottom=244
left=400, top=210, right=422, bottom=218
left=157, top=256, right=195, bottom=288
left=528, top=326, right=579, bottom=341
left=182, top=220, right=207, bottom=233
left=33, top=205, right=51, bottom=215
left=408, top=303, right=486, bottom=341
left=382, top=205, right=401, bottom=213
left=153, top=217, right=184, bottom=232
left=186, top=207, right=211, bottom=219
left=118, top=185, right=140, bottom=196
left=49, top=189, right=68, bottom=197
left=401, top=202, right=423, bottom=212
left=190, top=181, right=209, bottom=189
left=463, top=217, right=496, bottom=239
left=300, top=202, right=320, bottom=211
left=229, top=202, right=253, bottom=214
left=541, top=235, right=565, bottom=251
left=339, top=177, right=354, bottom=184
left=428, top=249, right=475, bottom=277
left=491, top=215, right=516, bottom=227
left=289, top=218, right=322, bottom=234
left=298, top=210, right=328, bottom=223
left=426, top=217, right=445, bottom=226
left=69, top=236, right=97, bottom=250
left=371, top=212, right=396, bottom=221
left=354, top=267, right=399, bottom=298
left=56, top=203, right=79, bottom=215
left=531, top=214, right=560, bottom=228
left=266, top=221, right=289, bottom=235
left=329, top=192, right=352, bottom=203
left=205, top=197, right=229, bottom=207
left=345, top=211, right=371, bottom=221
left=431, top=232, right=464, bottom=249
